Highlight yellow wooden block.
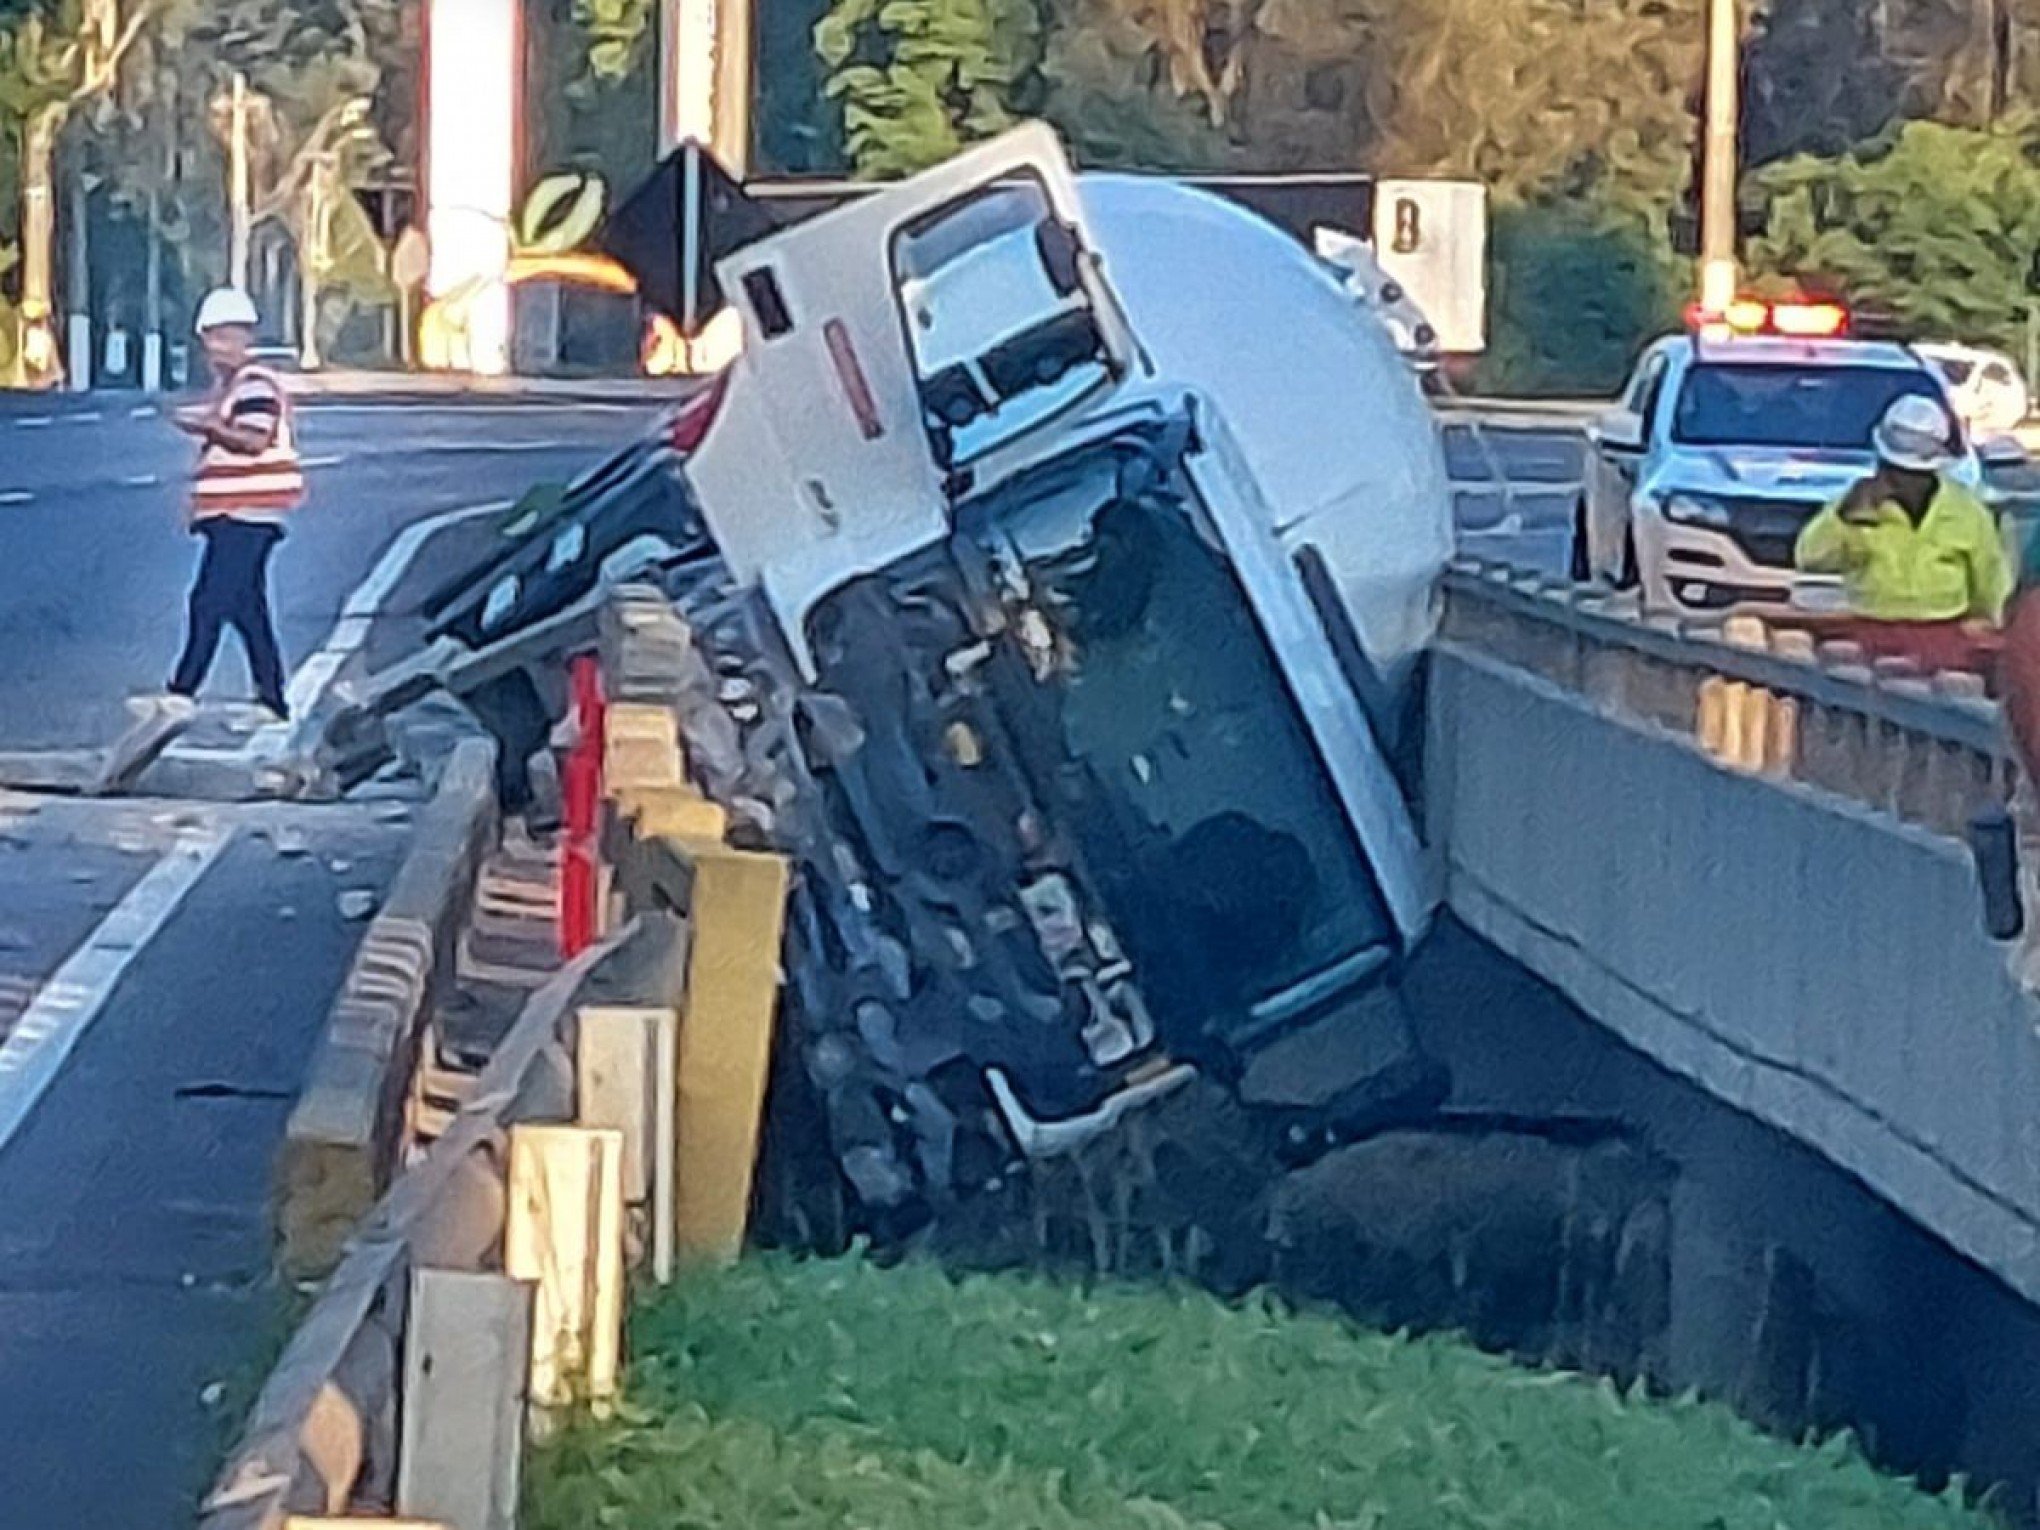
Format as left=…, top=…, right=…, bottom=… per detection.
left=603, top=703, right=683, bottom=790
left=618, top=783, right=728, bottom=842
left=505, top=1124, right=626, bottom=1409
left=675, top=841, right=790, bottom=1265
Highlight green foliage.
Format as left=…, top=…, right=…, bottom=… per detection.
left=814, top=0, right=1043, bottom=177
left=1751, top=119, right=2040, bottom=353
left=528, top=0, right=655, bottom=209
left=757, top=0, right=842, bottom=171
left=575, top=0, right=654, bottom=82
left=1480, top=196, right=1687, bottom=396
left=1035, top=0, right=1241, bottom=171
left=527, top=1256, right=1995, bottom=1530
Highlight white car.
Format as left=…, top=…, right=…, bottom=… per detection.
left=1918, top=342, right=2031, bottom=436
left=1572, top=323, right=2024, bottom=614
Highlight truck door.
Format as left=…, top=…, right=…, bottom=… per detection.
left=685, top=124, right=1146, bottom=668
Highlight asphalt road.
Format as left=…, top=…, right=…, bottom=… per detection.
left=0, top=394, right=658, bottom=751
left=0, top=390, right=660, bottom=1528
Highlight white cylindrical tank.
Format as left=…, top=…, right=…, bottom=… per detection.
left=1076, top=174, right=1454, bottom=681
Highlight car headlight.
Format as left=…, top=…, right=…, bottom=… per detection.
left=1661, top=493, right=1734, bottom=528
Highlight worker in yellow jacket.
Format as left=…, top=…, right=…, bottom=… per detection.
left=1794, top=394, right=2011, bottom=675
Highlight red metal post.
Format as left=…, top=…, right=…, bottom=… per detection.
left=559, top=653, right=606, bottom=958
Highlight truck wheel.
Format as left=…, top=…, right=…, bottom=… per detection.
left=1617, top=526, right=1640, bottom=590
left=1568, top=500, right=1592, bottom=583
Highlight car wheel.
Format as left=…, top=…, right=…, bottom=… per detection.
left=1616, top=525, right=1640, bottom=590
left=1569, top=500, right=1592, bottom=583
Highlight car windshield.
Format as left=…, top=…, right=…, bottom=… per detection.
left=1932, top=355, right=1976, bottom=385
left=1671, top=363, right=1951, bottom=451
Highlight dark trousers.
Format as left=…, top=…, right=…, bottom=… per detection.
left=170, top=517, right=287, bottom=714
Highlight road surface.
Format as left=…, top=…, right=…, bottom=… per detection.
left=0, top=394, right=658, bottom=749
left=0, top=390, right=660, bottom=1528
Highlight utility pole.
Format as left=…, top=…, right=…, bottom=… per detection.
left=1699, top=0, right=1741, bottom=312
left=142, top=67, right=172, bottom=392
left=229, top=71, right=253, bottom=292
left=660, top=0, right=750, bottom=171
left=712, top=0, right=752, bottom=178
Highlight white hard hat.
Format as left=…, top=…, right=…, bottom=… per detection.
left=1873, top=394, right=1956, bottom=472
left=194, top=287, right=259, bottom=335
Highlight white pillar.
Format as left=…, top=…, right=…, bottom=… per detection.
left=659, top=0, right=719, bottom=155
left=66, top=313, right=92, bottom=392
left=425, top=0, right=519, bottom=375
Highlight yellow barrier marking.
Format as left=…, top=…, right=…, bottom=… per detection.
left=618, top=783, right=728, bottom=841
left=603, top=703, right=683, bottom=790
left=674, top=839, right=790, bottom=1267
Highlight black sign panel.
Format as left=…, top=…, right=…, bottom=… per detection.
left=600, top=142, right=787, bottom=335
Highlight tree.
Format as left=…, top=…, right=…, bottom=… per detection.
left=0, top=0, right=160, bottom=385
left=160, top=0, right=404, bottom=359
left=1034, top=0, right=1246, bottom=170
left=760, top=0, right=845, bottom=170
left=814, top=0, right=1043, bottom=176
left=574, top=0, right=657, bottom=84
left=1750, top=117, right=2040, bottom=351
left=1478, top=197, right=1686, bottom=394
left=1743, top=0, right=1907, bottom=163
left=528, top=0, right=657, bottom=201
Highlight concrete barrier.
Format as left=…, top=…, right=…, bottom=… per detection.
left=1430, top=632, right=2040, bottom=1307
left=276, top=737, right=500, bottom=1277
left=1442, top=559, right=2010, bottom=840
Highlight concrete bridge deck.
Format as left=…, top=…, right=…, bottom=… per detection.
left=1431, top=561, right=2040, bottom=1302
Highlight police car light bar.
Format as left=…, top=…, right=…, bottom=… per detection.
left=1685, top=298, right=1848, bottom=340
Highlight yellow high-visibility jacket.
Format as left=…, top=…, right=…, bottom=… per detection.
left=1794, top=477, right=2012, bottom=623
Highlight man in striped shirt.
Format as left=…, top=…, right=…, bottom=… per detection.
left=163, top=288, right=306, bottom=722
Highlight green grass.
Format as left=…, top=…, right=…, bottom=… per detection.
left=525, top=1255, right=1995, bottom=1529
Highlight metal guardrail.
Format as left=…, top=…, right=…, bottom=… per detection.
left=199, top=925, right=652, bottom=1528
left=204, top=582, right=791, bottom=1528
left=1442, top=557, right=2011, bottom=839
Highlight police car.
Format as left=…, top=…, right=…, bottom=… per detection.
left=1571, top=301, right=2027, bottom=613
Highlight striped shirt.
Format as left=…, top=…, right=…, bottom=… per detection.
left=191, top=364, right=305, bottom=522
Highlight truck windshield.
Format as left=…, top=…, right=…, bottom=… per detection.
left=1671, top=364, right=1949, bottom=451
left=1012, top=473, right=1396, bottom=1052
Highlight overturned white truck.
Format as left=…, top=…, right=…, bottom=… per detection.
left=680, top=125, right=1458, bottom=1230
left=423, top=124, right=1458, bottom=1238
